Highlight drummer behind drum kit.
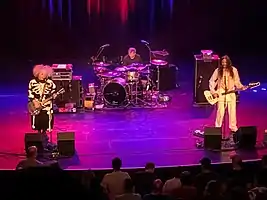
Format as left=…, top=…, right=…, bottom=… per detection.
left=91, top=59, right=171, bottom=109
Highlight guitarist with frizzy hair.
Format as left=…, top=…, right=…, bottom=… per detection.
left=209, top=55, right=248, bottom=142
left=28, top=65, right=56, bottom=140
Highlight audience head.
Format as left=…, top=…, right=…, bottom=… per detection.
left=145, top=162, right=155, bottom=173
left=27, top=146, right=37, bottom=158
left=112, top=157, right=122, bottom=171
left=204, top=180, right=221, bottom=197
left=152, top=179, right=163, bottom=194
left=180, top=171, right=193, bottom=186
left=231, top=154, right=243, bottom=167
left=200, top=157, right=212, bottom=171
left=124, top=178, right=134, bottom=193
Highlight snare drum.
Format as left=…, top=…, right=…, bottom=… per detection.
left=103, top=78, right=127, bottom=106
left=125, top=71, right=139, bottom=82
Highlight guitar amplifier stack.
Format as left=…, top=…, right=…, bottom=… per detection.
left=194, top=54, right=220, bottom=105
left=193, top=53, right=240, bottom=105
left=51, top=64, right=83, bottom=112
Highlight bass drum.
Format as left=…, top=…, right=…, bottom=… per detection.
left=103, top=78, right=127, bottom=106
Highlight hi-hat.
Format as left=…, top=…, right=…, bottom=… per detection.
left=150, top=59, right=168, bottom=66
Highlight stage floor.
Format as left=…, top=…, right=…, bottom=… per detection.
left=0, top=83, right=267, bottom=170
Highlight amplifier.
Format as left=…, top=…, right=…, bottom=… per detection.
left=194, top=55, right=219, bottom=105
left=151, top=64, right=178, bottom=91
left=53, top=76, right=83, bottom=109
left=51, top=64, right=73, bottom=81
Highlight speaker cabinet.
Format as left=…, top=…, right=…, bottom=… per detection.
left=237, top=126, right=257, bottom=149
left=151, top=64, right=178, bottom=91
left=204, top=127, right=222, bottom=150
left=53, top=76, right=83, bottom=108
left=194, top=55, right=219, bottom=105
left=57, top=132, right=75, bottom=156
left=24, top=133, right=45, bottom=155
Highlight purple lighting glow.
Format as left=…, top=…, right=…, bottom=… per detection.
left=49, top=0, right=53, bottom=19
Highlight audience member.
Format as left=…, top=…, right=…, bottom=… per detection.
left=143, top=179, right=171, bottom=200
left=202, top=180, right=224, bottom=200
left=134, top=162, right=157, bottom=197
left=173, top=171, right=197, bottom=200
left=255, top=155, right=267, bottom=187
left=163, top=167, right=181, bottom=195
left=101, top=157, right=131, bottom=200
left=16, top=146, right=43, bottom=170
left=115, top=178, right=142, bottom=200
left=194, top=157, right=218, bottom=197
left=230, top=186, right=250, bottom=200
left=228, top=154, right=252, bottom=189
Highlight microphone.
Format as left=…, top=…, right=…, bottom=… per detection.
left=141, top=40, right=149, bottom=45
left=100, top=44, right=110, bottom=48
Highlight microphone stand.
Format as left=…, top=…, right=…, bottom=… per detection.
left=143, top=43, right=159, bottom=91
left=91, top=46, right=107, bottom=64
left=223, top=75, right=228, bottom=147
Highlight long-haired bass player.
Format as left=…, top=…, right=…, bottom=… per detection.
left=209, top=55, right=247, bottom=142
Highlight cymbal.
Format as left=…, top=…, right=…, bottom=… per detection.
left=136, top=64, right=147, bottom=71
left=94, top=66, right=109, bottom=73
left=93, top=62, right=111, bottom=67
left=114, top=66, right=128, bottom=72
left=150, top=59, right=168, bottom=66
left=151, top=50, right=169, bottom=56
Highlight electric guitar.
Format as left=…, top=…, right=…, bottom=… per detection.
left=28, top=88, right=65, bottom=116
left=204, top=82, right=260, bottom=105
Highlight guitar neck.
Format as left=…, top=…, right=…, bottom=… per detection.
left=42, top=96, right=53, bottom=104
left=221, top=90, right=236, bottom=95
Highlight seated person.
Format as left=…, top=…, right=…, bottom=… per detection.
left=16, top=146, right=43, bottom=170
left=122, top=47, right=142, bottom=66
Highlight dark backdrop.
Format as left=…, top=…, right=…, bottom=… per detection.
left=0, top=0, right=267, bottom=86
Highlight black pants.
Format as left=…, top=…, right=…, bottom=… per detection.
left=31, top=110, right=54, bottom=133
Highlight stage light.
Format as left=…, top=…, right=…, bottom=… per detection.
left=261, top=88, right=266, bottom=91
left=253, top=90, right=257, bottom=92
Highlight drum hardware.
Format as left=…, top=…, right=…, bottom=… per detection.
left=90, top=44, right=110, bottom=64
left=150, top=59, right=169, bottom=91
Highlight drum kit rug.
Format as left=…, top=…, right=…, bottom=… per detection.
left=90, top=60, right=170, bottom=109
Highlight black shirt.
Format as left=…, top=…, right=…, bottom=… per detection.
left=134, top=171, right=157, bottom=197
left=122, top=54, right=142, bottom=66
left=194, top=171, right=219, bottom=196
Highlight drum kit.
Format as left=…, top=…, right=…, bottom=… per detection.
left=92, top=60, right=169, bottom=108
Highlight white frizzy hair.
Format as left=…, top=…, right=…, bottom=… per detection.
left=33, top=64, right=53, bottom=78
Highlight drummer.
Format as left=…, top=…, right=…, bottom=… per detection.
left=122, top=47, right=142, bottom=66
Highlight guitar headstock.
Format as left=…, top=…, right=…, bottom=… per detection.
left=248, top=82, right=260, bottom=89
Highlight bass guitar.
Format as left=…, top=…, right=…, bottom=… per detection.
left=28, top=88, right=65, bottom=115
left=204, top=82, right=260, bottom=105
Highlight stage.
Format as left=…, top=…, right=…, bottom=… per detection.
left=1, top=78, right=267, bottom=170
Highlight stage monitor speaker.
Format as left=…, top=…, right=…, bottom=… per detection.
left=237, top=126, right=257, bottom=149
left=194, top=55, right=219, bottom=105
left=204, top=127, right=222, bottom=150
left=24, top=133, right=44, bottom=155
left=57, top=132, right=75, bottom=156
